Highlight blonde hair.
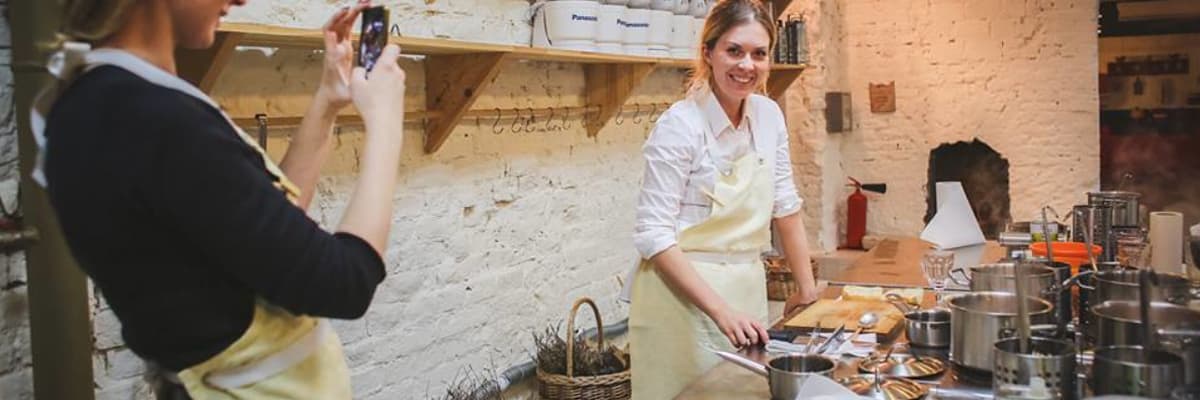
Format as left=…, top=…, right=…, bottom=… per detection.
left=59, top=0, right=138, bottom=43
left=687, top=0, right=777, bottom=96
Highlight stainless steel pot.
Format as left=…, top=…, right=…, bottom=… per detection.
left=904, top=309, right=951, bottom=348
left=1085, top=269, right=1195, bottom=305
left=950, top=262, right=1070, bottom=327
left=1091, top=345, right=1185, bottom=398
left=717, top=352, right=837, bottom=400
left=1092, top=300, right=1200, bottom=385
left=992, top=337, right=1077, bottom=399
left=1089, top=191, right=1141, bottom=228
left=947, top=292, right=1054, bottom=372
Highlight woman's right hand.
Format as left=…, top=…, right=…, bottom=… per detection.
left=713, top=308, right=770, bottom=348
left=350, top=44, right=407, bottom=132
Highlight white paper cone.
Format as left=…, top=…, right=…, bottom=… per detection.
left=920, top=182, right=986, bottom=249
left=1149, top=211, right=1184, bottom=274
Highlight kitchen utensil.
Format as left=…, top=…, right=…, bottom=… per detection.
left=1091, top=345, right=1185, bottom=398
left=856, top=353, right=946, bottom=379
left=922, top=249, right=955, bottom=305
left=839, top=374, right=928, bottom=400
left=1092, top=300, right=1200, bottom=385
left=947, top=292, right=1054, bottom=372
left=814, top=324, right=846, bottom=354
left=903, top=308, right=951, bottom=348
left=1014, top=259, right=1033, bottom=354
left=1085, top=269, right=1195, bottom=305
left=847, top=312, right=879, bottom=343
left=715, top=351, right=837, bottom=400
left=1089, top=191, right=1142, bottom=228
left=992, top=337, right=1077, bottom=399
left=806, top=320, right=822, bottom=355
left=784, top=299, right=903, bottom=335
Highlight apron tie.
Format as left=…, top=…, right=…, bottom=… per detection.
left=30, top=41, right=92, bottom=188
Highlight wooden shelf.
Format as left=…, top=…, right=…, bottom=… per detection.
left=179, top=22, right=807, bottom=153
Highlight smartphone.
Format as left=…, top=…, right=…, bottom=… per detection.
left=357, top=6, right=390, bottom=72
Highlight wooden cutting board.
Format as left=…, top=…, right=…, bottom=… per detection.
left=782, top=299, right=904, bottom=334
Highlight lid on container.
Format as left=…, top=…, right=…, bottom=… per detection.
left=856, top=353, right=945, bottom=379
left=839, top=374, right=928, bottom=400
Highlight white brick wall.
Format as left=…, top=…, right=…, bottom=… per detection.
left=790, top=0, right=1100, bottom=244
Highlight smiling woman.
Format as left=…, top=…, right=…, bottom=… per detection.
left=626, top=1, right=818, bottom=398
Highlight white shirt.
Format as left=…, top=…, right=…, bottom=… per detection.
left=632, top=90, right=803, bottom=260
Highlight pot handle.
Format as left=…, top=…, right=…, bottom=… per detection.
left=948, top=266, right=971, bottom=286
left=999, top=324, right=1061, bottom=340
left=885, top=293, right=916, bottom=314
left=1061, top=269, right=1096, bottom=291
left=713, top=350, right=769, bottom=378
left=1158, top=328, right=1200, bottom=338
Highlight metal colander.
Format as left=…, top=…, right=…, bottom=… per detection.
left=992, top=337, right=1077, bottom=399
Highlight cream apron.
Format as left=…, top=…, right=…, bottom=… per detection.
left=628, top=133, right=773, bottom=399
left=31, top=45, right=352, bottom=399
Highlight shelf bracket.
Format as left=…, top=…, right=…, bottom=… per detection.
left=767, top=68, right=804, bottom=101
left=176, top=31, right=243, bottom=93
left=424, top=52, right=508, bottom=153
left=584, top=63, right=656, bottom=137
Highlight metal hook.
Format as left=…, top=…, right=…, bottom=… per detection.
left=525, top=107, right=537, bottom=133
left=632, top=104, right=643, bottom=125
left=254, top=113, right=269, bottom=151
left=649, top=103, right=660, bottom=123
left=561, top=107, right=572, bottom=130
left=545, top=107, right=557, bottom=131
left=614, top=107, right=625, bottom=126
left=510, top=108, right=523, bottom=133
left=492, top=108, right=505, bottom=135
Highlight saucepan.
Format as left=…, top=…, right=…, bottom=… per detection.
left=715, top=351, right=838, bottom=400
left=887, top=294, right=951, bottom=348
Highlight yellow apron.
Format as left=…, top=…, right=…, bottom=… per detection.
left=30, top=46, right=351, bottom=399
left=628, top=147, right=774, bottom=400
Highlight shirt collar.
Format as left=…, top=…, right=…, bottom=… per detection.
left=85, top=48, right=222, bottom=111
left=700, top=89, right=752, bottom=138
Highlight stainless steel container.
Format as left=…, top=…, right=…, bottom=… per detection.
left=1072, top=204, right=1116, bottom=262
left=904, top=308, right=951, bottom=348
left=1091, top=345, right=1185, bottom=398
left=992, top=337, right=1077, bottom=399
left=951, top=262, right=1069, bottom=326
left=1091, top=269, right=1194, bottom=305
left=947, top=292, right=1055, bottom=372
left=1092, top=300, right=1200, bottom=385
left=717, top=352, right=837, bottom=400
left=1089, top=191, right=1141, bottom=228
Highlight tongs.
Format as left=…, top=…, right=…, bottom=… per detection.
left=813, top=324, right=847, bottom=354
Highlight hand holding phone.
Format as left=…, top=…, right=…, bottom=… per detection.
left=357, top=6, right=390, bottom=72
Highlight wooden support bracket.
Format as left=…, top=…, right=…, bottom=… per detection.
left=176, top=31, right=243, bottom=93
left=424, top=52, right=508, bottom=153
left=584, top=63, right=656, bottom=137
left=767, top=68, right=804, bottom=101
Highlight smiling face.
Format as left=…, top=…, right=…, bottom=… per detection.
left=703, top=22, right=771, bottom=105
left=168, top=0, right=247, bottom=49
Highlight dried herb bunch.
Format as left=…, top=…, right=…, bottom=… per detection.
left=436, top=367, right=502, bottom=400
left=534, top=324, right=629, bottom=377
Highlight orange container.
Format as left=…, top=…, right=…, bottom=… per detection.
left=1030, top=242, right=1103, bottom=270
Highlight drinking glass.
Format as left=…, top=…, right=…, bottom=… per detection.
left=921, top=250, right=955, bottom=305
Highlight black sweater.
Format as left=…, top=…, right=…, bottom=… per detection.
left=43, top=66, right=386, bottom=371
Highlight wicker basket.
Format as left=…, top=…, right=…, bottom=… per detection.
left=763, top=256, right=818, bottom=301
left=536, top=298, right=631, bottom=400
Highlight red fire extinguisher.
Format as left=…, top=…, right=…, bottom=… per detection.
left=844, top=177, right=887, bottom=249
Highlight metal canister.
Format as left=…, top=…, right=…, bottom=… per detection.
left=1088, top=191, right=1141, bottom=228
left=993, top=337, right=1077, bottom=399
left=1072, top=204, right=1115, bottom=263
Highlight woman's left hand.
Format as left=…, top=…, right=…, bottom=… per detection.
left=316, top=1, right=370, bottom=110
left=783, top=280, right=825, bottom=316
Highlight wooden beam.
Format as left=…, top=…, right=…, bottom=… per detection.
left=584, top=63, right=657, bottom=137
left=424, top=52, right=508, bottom=153
left=176, top=31, right=243, bottom=93
left=767, top=68, right=804, bottom=101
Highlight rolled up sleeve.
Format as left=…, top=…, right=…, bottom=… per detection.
left=633, top=113, right=696, bottom=259
left=772, top=118, right=803, bottom=218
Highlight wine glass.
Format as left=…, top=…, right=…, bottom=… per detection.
left=921, top=250, right=956, bottom=306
